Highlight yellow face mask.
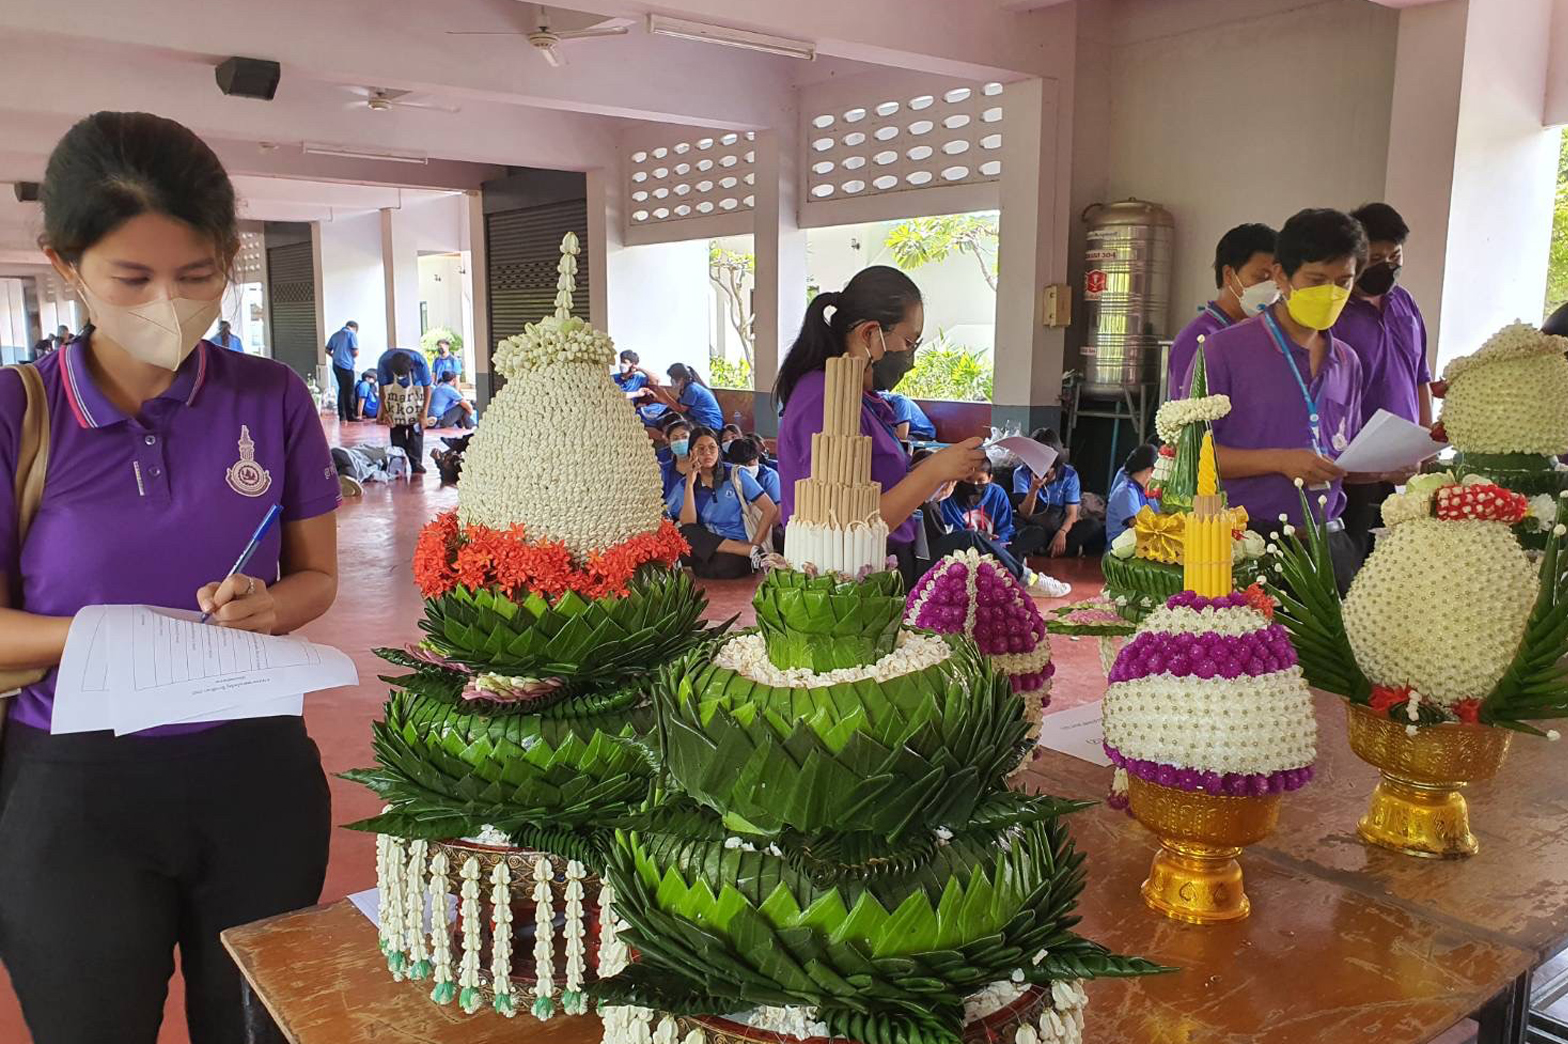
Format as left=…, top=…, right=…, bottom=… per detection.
left=1284, top=283, right=1351, bottom=331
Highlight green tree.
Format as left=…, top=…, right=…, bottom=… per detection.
left=710, top=355, right=753, bottom=390
left=883, top=214, right=999, bottom=292
left=891, top=332, right=993, bottom=403
left=709, top=242, right=755, bottom=366
left=1547, top=133, right=1568, bottom=317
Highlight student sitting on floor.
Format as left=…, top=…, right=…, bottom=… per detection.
left=720, top=423, right=744, bottom=452
left=355, top=369, right=379, bottom=420
left=1105, top=444, right=1160, bottom=545
left=743, top=431, right=776, bottom=467
left=923, top=475, right=1069, bottom=597
left=667, top=426, right=779, bottom=578
left=426, top=371, right=475, bottom=430
left=937, top=460, right=1072, bottom=597
left=880, top=389, right=936, bottom=441
left=655, top=415, right=692, bottom=501
left=1012, top=428, right=1105, bottom=558
left=725, top=436, right=783, bottom=550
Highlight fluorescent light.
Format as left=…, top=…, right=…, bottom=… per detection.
left=302, top=143, right=429, bottom=165
left=647, top=15, right=815, bottom=61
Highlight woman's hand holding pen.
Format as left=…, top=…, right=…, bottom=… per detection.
left=196, top=575, right=277, bottom=634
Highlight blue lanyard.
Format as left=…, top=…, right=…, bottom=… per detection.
left=1202, top=301, right=1235, bottom=328
left=1262, top=309, right=1323, bottom=454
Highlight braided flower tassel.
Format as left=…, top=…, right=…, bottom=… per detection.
left=403, top=840, right=431, bottom=980
left=382, top=836, right=408, bottom=979
left=531, top=855, right=556, bottom=1020
left=427, top=848, right=456, bottom=1005
left=457, top=856, right=484, bottom=1014
left=561, top=860, right=588, bottom=1015
left=597, top=880, right=628, bottom=978
left=490, top=859, right=517, bottom=1017
left=374, top=834, right=396, bottom=957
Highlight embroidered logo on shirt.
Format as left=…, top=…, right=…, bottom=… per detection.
left=226, top=425, right=273, bottom=497
left=1331, top=416, right=1350, bottom=453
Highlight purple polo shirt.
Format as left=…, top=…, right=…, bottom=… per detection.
left=1194, top=313, right=1363, bottom=529
left=1332, top=285, right=1430, bottom=425
left=778, top=368, right=916, bottom=546
left=0, top=338, right=340, bottom=734
left=1167, top=303, right=1233, bottom=399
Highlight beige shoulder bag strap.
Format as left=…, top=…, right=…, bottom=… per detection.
left=1, top=362, right=51, bottom=706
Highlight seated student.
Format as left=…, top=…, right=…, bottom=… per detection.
left=1012, top=428, right=1105, bottom=558
left=667, top=427, right=779, bottom=578
left=743, top=431, right=776, bottom=467
left=656, top=416, right=692, bottom=501
left=615, top=349, right=670, bottom=425
left=726, top=437, right=783, bottom=549
left=926, top=473, right=1069, bottom=596
left=879, top=390, right=937, bottom=441
left=426, top=371, right=476, bottom=430
left=1105, top=444, right=1160, bottom=544
left=938, top=459, right=1014, bottom=544
left=355, top=369, right=380, bottom=420
left=651, top=362, right=725, bottom=430
left=720, top=423, right=745, bottom=453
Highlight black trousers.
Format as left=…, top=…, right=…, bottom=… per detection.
left=1014, top=504, right=1105, bottom=558
left=436, top=405, right=475, bottom=430
left=0, top=717, right=331, bottom=1044
left=1340, top=481, right=1394, bottom=568
left=391, top=423, right=425, bottom=471
left=679, top=522, right=753, bottom=579
left=333, top=364, right=358, bottom=421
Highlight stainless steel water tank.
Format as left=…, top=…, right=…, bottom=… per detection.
left=1080, top=199, right=1174, bottom=397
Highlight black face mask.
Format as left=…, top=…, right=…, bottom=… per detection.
left=1357, top=261, right=1401, bottom=297
left=871, top=347, right=917, bottom=392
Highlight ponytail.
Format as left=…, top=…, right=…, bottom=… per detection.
left=775, top=267, right=921, bottom=408
left=668, top=362, right=707, bottom=388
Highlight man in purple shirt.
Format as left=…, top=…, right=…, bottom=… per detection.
left=1167, top=223, right=1278, bottom=398
left=1333, top=202, right=1433, bottom=560
left=1193, top=208, right=1368, bottom=591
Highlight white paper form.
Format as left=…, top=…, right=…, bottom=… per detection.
left=1333, top=408, right=1446, bottom=474
left=1036, top=700, right=1112, bottom=767
left=53, top=605, right=356, bottom=735
left=991, top=436, right=1059, bottom=479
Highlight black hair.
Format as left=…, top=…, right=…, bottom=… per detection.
left=620, top=349, right=639, bottom=364
left=389, top=352, right=414, bottom=378
left=662, top=413, right=692, bottom=436
left=41, top=112, right=238, bottom=269
left=668, top=362, right=707, bottom=388
left=776, top=265, right=922, bottom=408
left=1544, top=301, right=1568, bottom=338
left=1124, top=443, right=1158, bottom=475
left=362, top=370, right=376, bottom=380
left=346, top=320, right=359, bottom=329
left=976, top=458, right=994, bottom=476
left=439, top=371, right=457, bottom=384
left=952, top=480, right=981, bottom=507
left=686, top=425, right=724, bottom=485
left=1213, top=223, right=1278, bottom=289
left=1275, top=208, right=1369, bottom=277
left=436, top=338, right=451, bottom=347
left=218, top=319, right=231, bottom=327
left=721, top=423, right=743, bottom=440
left=726, top=438, right=761, bottom=465
left=1350, top=202, right=1410, bottom=246
left=911, top=447, right=935, bottom=466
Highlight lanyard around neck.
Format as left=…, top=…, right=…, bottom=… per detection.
left=1262, top=309, right=1323, bottom=455
left=1202, top=301, right=1235, bottom=328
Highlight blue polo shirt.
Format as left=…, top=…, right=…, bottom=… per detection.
left=328, top=326, right=359, bottom=370
left=1105, top=468, right=1158, bottom=543
left=429, top=384, right=464, bottom=419
left=377, top=348, right=431, bottom=388
left=665, top=462, right=765, bottom=541
left=880, top=392, right=936, bottom=440
left=749, top=463, right=781, bottom=504
left=678, top=381, right=724, bottom=430
left=215, top=331, right=244, bottom=352
left=614, top=371, right=648, bottom=394
left=1013, top=462, right=1081, bottom=507
left=356, top=377, right=380, bottom=418
left=939, top=481, right=1014, bottom=543
left=431, top=353, right=461, bottom=383
left=0, top=339, right=340, bottom=734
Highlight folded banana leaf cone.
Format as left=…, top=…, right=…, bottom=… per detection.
left=754, top=569, right=906, bottom=672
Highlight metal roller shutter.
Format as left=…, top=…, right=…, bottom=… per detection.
left=485, top=199, right=590, bottom=391
left=266, top=241, right=320, bottom=381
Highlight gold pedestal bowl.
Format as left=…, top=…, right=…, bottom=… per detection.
left=1127, top=775, right=1281, bottom=924
left=1344, top=703, right=1512, bottom=859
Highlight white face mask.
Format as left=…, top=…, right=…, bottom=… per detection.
left=75, top=277, right=223, bottom=371
left=1232, top=274, right=1280, bottom=316
left=740, top=463, right=760, bottom=477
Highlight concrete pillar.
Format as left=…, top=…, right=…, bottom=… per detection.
left=994, top=76, right=1068, bottom=434
left=464, top=192, right=492, bottom=410
left=586, top=165, right=616, bottom=335
left=381, top=206, right=422, bottom=350
left=1385, top=0, right=1560, bottom=370
left=752, top=121, right=808, bottom=436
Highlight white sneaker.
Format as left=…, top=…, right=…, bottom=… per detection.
left=1025, top=569, right=1071, bottom=598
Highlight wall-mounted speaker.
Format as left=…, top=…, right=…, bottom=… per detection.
left=215, top=57, right=281, bottom=101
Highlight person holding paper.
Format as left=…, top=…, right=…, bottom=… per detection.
left=1333, top=203, right=1433, bottom=562
left=0, top=112, right=341, bottom=1044
left=775, top=266, right=986, bottom=588
left=1167, top=223, right=1279, bottom=399
left=1192, top=207, right=1365, bottom=592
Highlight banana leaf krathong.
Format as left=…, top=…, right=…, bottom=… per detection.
left=754, top=569, right=906, bottom=671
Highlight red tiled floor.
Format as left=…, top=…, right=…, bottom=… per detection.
left=0, top=415, right=1112, bottom=1043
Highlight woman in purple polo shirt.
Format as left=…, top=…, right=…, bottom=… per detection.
left=775, top=266, right=985, bottom=587
left=0, top=113, right=340, bottom=1044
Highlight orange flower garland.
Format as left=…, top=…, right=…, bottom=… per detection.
left=414, top=511, right=688, bottom=602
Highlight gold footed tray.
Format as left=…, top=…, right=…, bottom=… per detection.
left=1344, top=703, right=1512, bottom=859
left=1127, top=775, right=1281, bottom=925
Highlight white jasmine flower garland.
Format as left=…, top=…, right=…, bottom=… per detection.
left=1342, top=518, right=1538, bottom=707
left=714, top=630, right=953, bottom=688
left=1440, top=323, right=1568, bottom=455
left=1155, top=394, right=1231, bottom=444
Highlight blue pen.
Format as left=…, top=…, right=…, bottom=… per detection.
left=200, top=503, right=284, bottom=625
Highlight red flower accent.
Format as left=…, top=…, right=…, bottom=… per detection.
left=411, top=512, right=689, bottom=603
left=1429, top=420, right=1447, bottom=443
left=1435, top=483, right=1528, bottom=525
left=1430, top=380, right=1448, bottom=399
left=1242, top=583, right=1274, bottom=621
left=1368, top=684, right=1411, bottom=717
left=1453, top=699, right=1481, bottom=725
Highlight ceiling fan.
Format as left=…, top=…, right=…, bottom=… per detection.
left=446, top=3, right=630, bottom=67
left=344, top=86, right=461, bottom=114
